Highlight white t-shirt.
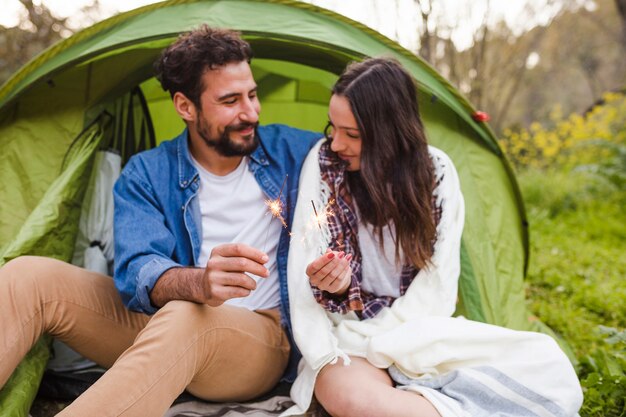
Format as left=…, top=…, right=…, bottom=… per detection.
left=191, top=156, right=281, bottom=310
left=358, top=217, right=403, bottom=298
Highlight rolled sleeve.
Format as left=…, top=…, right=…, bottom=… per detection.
left=135, top=257, right=180, bottom=314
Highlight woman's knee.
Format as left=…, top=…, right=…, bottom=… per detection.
left=316, top=386, right=367, bottom=417
left=315, top=365, right=363, bottom=417
left=315, top=358, right=394, bottom=417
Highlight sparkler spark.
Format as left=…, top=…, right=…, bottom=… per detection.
left=307, top=199, right=337, bottom=254
left=265, top=197, right=288, bottom=228
left=310, top=199, right=335, bottom=230
left=263, top=175, right=288, bottom=252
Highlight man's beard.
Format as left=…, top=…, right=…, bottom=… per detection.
left=196, top=117, right=259, bottom=157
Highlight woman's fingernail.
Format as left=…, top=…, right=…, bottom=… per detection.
left=346, top=254, right=352, bottom=261
left=327, top=253, right=335, bottom=259
left=338, top=251, right=345, bottom=259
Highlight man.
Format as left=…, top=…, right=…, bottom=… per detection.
left=0, top=26, right=319, bottom=416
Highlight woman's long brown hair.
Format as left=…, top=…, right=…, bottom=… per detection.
left=332, top=57, right=436, bottom=268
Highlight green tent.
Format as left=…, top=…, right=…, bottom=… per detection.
left=0, top=0, right=548, bottom=414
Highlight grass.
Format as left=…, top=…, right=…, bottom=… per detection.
left=519, top=169, right=626, bottom=417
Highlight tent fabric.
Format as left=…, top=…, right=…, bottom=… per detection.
left=0, top=118, right=104, bottom=417
left=0, top=116, right=105, bottom=264
left=0, top=0, right=542, bottom=414
left=0, top=338, right=50, bottom=417
left=47, top=150, right=122, bottom=374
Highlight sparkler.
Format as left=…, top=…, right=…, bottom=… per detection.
left=309, top=199, right=335, bottom=231
left=307, top=199, right=340, bottom=254
left=263, top=175, right=288, bottom=252
left=310, top=200, right=322, bottom=231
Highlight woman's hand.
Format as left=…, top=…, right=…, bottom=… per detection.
left=306, top=248, right=352, bottom=295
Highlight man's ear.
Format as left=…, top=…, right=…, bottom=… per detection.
left=173, top=92, right=196, bottom=122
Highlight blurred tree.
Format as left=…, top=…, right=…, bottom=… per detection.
left=615, top=0, right=626, bottom=79
left=410, top=0, right=578, bottom=132
left=0, top=0, right=102, bottom=86
left=0, top=0, right=70, bottom=85
left=414, top=0, right=435, bottom=63
left=505, top=0, right=626, bottom=130
left=617, top=0, right=626, bottom=54
left=407, top=0, right=624, bottom=133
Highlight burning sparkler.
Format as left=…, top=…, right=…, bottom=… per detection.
left=309, top=199, right=335, bottom=231
left=265, top=198, right=288, bottom=229
left=311, top=200, right=322, bottom=231
left=263, top=175, right=288, bottom=251
left=307, top=199, right=340, bottom=254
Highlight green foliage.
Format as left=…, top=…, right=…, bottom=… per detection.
left=579, top=326, right=626, bottom=416
left=519, top=169, right=626, bottom=417
left=575, top=140, right=626, bottom=194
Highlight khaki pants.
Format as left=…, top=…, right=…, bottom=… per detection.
left=0, top=256, right=290, bottom=417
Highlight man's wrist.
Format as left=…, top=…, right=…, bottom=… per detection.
left=149, top=267, right=205, bottom=307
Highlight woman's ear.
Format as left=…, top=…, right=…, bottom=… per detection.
left=173, top=92, right=196, bottom=122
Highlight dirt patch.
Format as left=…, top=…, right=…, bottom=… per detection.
left=29, top=398, right=70, bottom=417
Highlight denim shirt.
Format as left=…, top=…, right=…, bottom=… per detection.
left=113, top=124, right=320, bottom=379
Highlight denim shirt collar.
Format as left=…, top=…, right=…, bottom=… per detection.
left=176, top=128, right=270, bottom=188
left=250, top=128, right=271, bottom=167
left=176, top=129, right=198, bottom=189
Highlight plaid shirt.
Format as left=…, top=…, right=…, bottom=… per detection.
left=312, top=141, right=443, bottom=319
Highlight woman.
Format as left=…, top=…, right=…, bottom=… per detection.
left=283, top=58, right=582, bottom=417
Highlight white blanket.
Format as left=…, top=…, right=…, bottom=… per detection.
left=282, top=140, right=582, bottom=417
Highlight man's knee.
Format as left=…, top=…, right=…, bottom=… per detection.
left=1, top=256, right=58, bottom=293
left=2, top=255, right=39, bottom=276
left=157, top=299, right=204, bottom=318
left=149, top=300, right=221, bottom=338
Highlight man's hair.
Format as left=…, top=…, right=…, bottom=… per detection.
left=154, top=25, right=253, bottom=108
left=333, top=57, right=436, bottom=269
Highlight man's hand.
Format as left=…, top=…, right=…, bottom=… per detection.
left=306, top=248, right=352, bottom=295
left=201, top=243, right=269, bottom=306
left=149, top=243, right=269, bottom=308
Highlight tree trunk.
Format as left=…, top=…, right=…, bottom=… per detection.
left=415, top=0, right=434, bottom=63
left=617, top=0, right=626, bottom=48
left=616, top=0, right=626, bottom=77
